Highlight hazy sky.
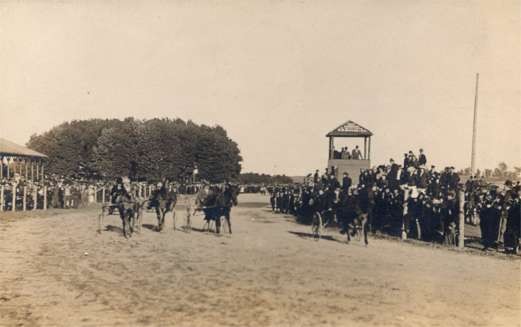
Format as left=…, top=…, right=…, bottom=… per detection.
left=1, top=0, right=519, bottom=175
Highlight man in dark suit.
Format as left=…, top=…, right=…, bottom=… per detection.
left=403, top=153, right=410, bottom=169
left=418, top=149, right=427, bottom=167
left=313, top=170, right=320, bottom=184
left=407, top=151, right=418, bottom=168
left=329, top=174, right=340, bottom=190
left=388, top=159, right=400, bottom=190
left=448, top=167, right=460, bottom=191
left=342, top=172, right=352, bottom=190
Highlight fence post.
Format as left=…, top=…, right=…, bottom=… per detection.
left=23, top=186, right=27, bottom=211
left=0, top=185, right=3, bottom=212
left=43, top=186, right=47, bottom=210
left=12, top=184, right=17, bottom=212
left=33, top=187, right=37, bottom=210
left=401, top=190, right=409, bottom=240
left=458, top=189, right=465, bottom=249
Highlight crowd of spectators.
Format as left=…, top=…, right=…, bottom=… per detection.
left=0, top=174, right=204, bottom=211
left=269, top=149, right=521, bottom=253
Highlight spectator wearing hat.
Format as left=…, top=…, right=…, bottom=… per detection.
left=341, top=147, right=351, bottom=160
left=418, top=149, right=427, bottom=167
left=504, top=191, right=520, bottom=253
left=352, top=146, right=363, bottom=160
left=403, top=153, right=410, bottom=169
left=342, top=172, right=352, bottom=191
left=313, top=170, right=320, bottom=184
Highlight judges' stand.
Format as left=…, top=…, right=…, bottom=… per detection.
left=328, top=158, right=370, bottom=182
left=325, top=120, right=372, bottom=183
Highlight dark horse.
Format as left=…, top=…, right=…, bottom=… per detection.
left=148, top=184, right=177, bottom=232
left=98, top=194, right=144, bottom=238
left=196, top=184, right=239, bottom=234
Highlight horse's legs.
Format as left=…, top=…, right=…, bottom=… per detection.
left=136, top=207, right=142, bottom=233
left=122, top=214, right=129, bottom=238
left=155, top=207, right=163, bottom=231
left=126, top=210, right=132, bottom=238
left=118, top=207, right=128, bottom=238
left=98, top=207, right=105, bottom=234
left=215, top=217, right=221, bottom=234
left=127, top=212, right=133, bottom=237
left=185, top=209, right=192, bottom=232
left=160, top=209, right=167, bottom=231
left=225, top=215, right=232, bottom=234
left=362, top=215, right=369, bottom=246
left=311, top=212, right=321, bottom=240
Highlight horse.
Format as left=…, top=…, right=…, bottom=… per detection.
left=147, top=186, right=177, bottom=232
left=98, top=194, right=145, bottom=238
left=195, top=184, right=239, bottom=234
left=345, top=213, right=369, bottom=245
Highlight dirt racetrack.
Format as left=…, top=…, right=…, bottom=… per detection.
left=0, top=194, right=519, bottom=327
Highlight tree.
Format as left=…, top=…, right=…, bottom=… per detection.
left=94, top=118, right=143, bottom=179
left=27, top=117, right=243, bottom=182
left=498, top=162, right=508, bottom=177
left=239, top=173, right=293, bottom=184
left=27, top=119, right=118, bottom=178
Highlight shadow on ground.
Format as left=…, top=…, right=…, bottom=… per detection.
left=288, top=230, right=343, bottom=243
left=237, top=202, right=269, bottom=209
left=142, top=224, right=157, bottom=231
left=104, top=225, right=123, bottom=234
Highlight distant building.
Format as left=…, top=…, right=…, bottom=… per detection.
left=0, top=137, right=47, bottom=181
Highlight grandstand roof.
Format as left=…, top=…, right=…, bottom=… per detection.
left=0, top=138, right=47, bottom=158
left=326, top=120, right=373, bottom=138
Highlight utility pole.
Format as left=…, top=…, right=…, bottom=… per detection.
left=471, top=73, right=479, bottom=175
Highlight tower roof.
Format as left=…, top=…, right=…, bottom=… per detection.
left=326, top=120, right=373, bottom=138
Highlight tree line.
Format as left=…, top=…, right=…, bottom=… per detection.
left=27, top=118, right=242, bottom=183
left=239, top=172, right=293, bottom=185
left=459, top=162, right=521, bottom=181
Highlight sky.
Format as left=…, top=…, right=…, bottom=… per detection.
left=0, top=0, right=519, bottom=176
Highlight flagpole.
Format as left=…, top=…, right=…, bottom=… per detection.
left=471, top=73, right=479, bottom=176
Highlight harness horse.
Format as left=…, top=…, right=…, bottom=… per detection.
left=98, top=195, right=146, bottom=238
left=147, top=187, right=178, bottom=232
left=194, top=184, right=239, bottom=234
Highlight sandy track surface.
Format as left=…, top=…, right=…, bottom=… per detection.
left=0, top=194, right=519, bottom=327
